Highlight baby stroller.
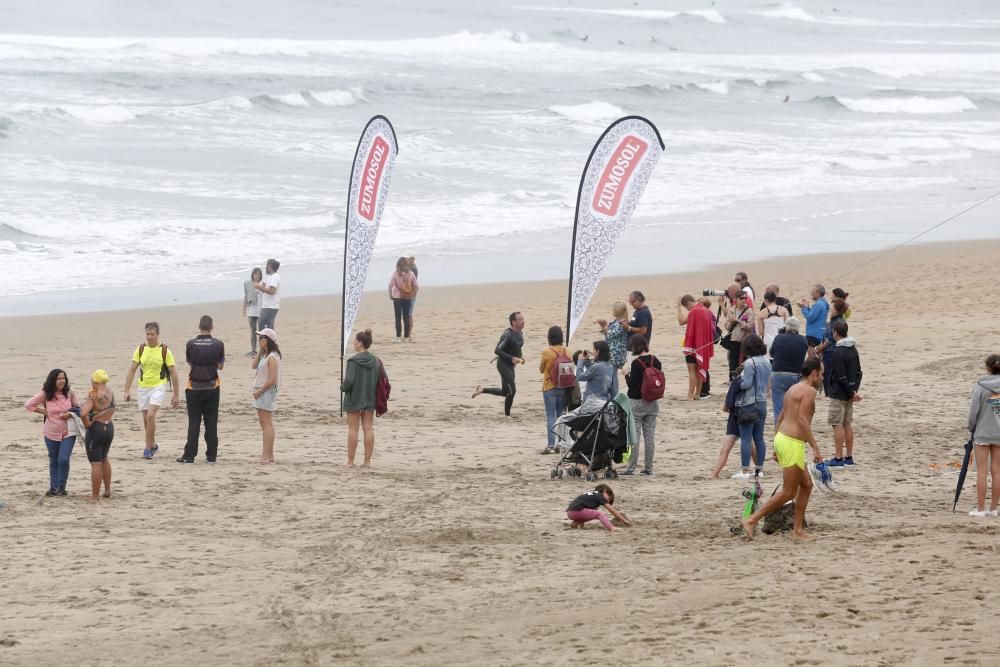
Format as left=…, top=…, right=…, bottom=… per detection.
left=549, top=395, right=630, bottom=481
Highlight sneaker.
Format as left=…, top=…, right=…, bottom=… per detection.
left=206, top=459, right=217, bottom=464
left=970, top=509, right=990, bottom=518
left=698, top=394, right=712, bottom=400
left=754, top=470, right=764, bottom=479
left=142, top=448, right=151, bottom=459
left=176, top=457, right=194, bottom=464
left=640, top=469, right=652, bottom=476
left=620, top=469, right=635, bottom=476
left=989, top=510, right=999, bottom=517
left=45, top=488, right=57, bottom=497
left=149, top=444, right=160, bottom=459
left=57, top=487, right=67, bottom=496
left=243, top=351, right=255, bottom=357
left=394, top=337, right=402, bottom=343
left=844, top=457, right=855, bottom=466
left=731, top=471, right=751, bottom=480
left=539, top=448, right=555, bottom=455
left=826, top=458, right=846, bottom=467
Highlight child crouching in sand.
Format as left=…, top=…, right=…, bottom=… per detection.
left=566, top=484, right=632, bottom=531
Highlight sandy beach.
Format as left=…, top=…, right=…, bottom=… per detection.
left=2, top=239, right=1000, bottom=665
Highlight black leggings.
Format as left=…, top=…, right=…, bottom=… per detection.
left=393, top=298, right=413, bottom=338
left=85, top=422, right=114, bottom=463
left=482, top=362, right=516, bottom=416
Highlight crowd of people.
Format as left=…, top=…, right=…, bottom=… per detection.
left=20, top=262, right=1000, bottom=534
left=468, top=272, right=880, bottom=537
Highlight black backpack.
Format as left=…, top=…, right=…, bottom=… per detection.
left=137, top=343, right=171, bottom=385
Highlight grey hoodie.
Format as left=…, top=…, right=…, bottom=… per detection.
left=969, top=375, right=1000, bottom=444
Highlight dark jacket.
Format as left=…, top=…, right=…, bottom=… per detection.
left=828, top=337, right=862, bottom=401
left=626, top=354, right=662, bottom=400
left=341, top=350, right=379, bottom=412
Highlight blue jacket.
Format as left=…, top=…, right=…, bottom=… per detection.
left=576, top=360, right=614, bottom=403
left=800, top=298, right=829, bottom=341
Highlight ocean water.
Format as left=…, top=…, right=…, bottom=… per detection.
left=2, top=0, right=999, bottom=313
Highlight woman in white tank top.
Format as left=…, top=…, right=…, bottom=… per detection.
left=756, top=291, right=789, bottom=352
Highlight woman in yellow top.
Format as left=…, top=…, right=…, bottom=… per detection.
left=540, top=325, right=570, bottom=455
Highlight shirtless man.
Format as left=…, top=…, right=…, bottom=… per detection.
left=742, top=357, right=825, bottom=540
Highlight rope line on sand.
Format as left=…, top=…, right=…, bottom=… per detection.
left=687, top=188, right=1000, bottom=360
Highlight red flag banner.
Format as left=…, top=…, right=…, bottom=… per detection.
left=341, top=115, right=399, bottom=356
left=567, top=116, right=664, bottom=342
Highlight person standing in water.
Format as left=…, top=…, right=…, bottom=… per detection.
left=81, top=369, right=116, bottom=500
left=472, top=312, right=525, bottom=416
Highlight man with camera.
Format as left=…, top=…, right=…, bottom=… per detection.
left=720, top=287, right=753, bottom=380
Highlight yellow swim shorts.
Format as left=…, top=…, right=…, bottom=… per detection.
left=773, top=432, right=806, bottom=470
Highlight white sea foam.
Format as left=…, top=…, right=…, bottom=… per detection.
left=752, top=3, right=816, bottom=22
left=695, top=81, right=729, bottom=95
left=801, top=72, right=825, bottom=82
left=524, top=7, right=726, bottom=23
left=548, top=101, right=625, bottom=123
left=309, top=87, right=364, bottom=106
left=837, top=96, right=978, bottom=114
left=58, top=105, right=137, bottom=123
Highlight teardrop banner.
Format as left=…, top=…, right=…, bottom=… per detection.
left=340, top=115, right=399, bottom=383
left=566, top=116, right=664, bottom=343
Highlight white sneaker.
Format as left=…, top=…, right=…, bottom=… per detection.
left=989, top=510, right=999, bottom=517
left=754, top=470, right=764, bottom=480
left=394, top=337, right=402, bottom=343
left=731, top=471, right=750, bottom=480
left=969, top=509, right=990, bottom=517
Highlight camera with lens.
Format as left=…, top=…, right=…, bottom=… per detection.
left=702, top=289, right=728, bottom=297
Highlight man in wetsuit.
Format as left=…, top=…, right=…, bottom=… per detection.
left=741, top=357, right=826, bottom=540
left=472, top=311, right=525, bottom=416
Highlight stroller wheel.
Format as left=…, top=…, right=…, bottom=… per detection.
left=605, top=470, right=618, bottom=480
left=557, top=468, right=564, bottom=479
left=550, top=468, right=558, bottom=479
left=584, top=472, right=597, bottom=482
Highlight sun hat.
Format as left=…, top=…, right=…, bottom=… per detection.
left=256, top=328, right=277, bottom=343
left=91, top=369, right=110, bottom=384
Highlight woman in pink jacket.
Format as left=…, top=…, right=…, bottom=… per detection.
left=387, top=257, right=419, bottom=342
left=25, top=368, right=81, bottom=497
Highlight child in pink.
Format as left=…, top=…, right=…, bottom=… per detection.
left=566, top=484, right=632, bottom=531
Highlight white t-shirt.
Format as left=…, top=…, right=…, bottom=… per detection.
left=261, top=273, right=281, bottom=309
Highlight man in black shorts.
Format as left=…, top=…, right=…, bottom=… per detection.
left=472, top=312, right=525, bottom=416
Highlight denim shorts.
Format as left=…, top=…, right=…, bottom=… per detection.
left=253, top=386, right=278, bottom=412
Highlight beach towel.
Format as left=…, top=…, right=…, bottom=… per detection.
left=682, top=303, right=715, bottom=382
left=612, top=391, right=639, bottom=447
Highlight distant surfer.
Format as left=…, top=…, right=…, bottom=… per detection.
left=783, top=95, right=789, bottom=103
left=741, top=358, right=825, bottom=540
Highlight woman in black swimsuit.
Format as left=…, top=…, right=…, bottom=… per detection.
left=81, top=369, right=116, bottom=501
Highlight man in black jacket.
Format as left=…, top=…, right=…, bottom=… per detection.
left=472, top=312, right=525, bottom=416
left=826, top=320, right=862, bottom=468
left=178, top=315, right=225, bottom=463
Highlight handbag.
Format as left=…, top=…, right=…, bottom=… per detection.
left=735, top=362, right=760, bottom=425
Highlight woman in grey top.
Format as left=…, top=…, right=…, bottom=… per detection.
left=968, top=354, right=1000, bottom=516
left=733, top=335, right=772, bottom=480
left=576, top=340, right=615, bottom=403
left=242, top=267, right=263, bottom=356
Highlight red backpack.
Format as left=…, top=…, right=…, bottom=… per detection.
left=640, top=355, right=665, bottom=401
left=549, top=346, right=577, bottom=389
left=375, top=358, right=391, bottom=417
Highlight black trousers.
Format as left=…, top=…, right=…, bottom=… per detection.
left=728, top=345, right=742, bottom=381
left=393, top=298, right=413, bottom=338
left=184, top=388, right=220, bottom=461
left=482, top=362, right=516, bottom=416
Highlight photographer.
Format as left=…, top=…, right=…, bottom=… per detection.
left=575, top=340, right=615, bottom=404
left=723, top=290, right=754, bottom=381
